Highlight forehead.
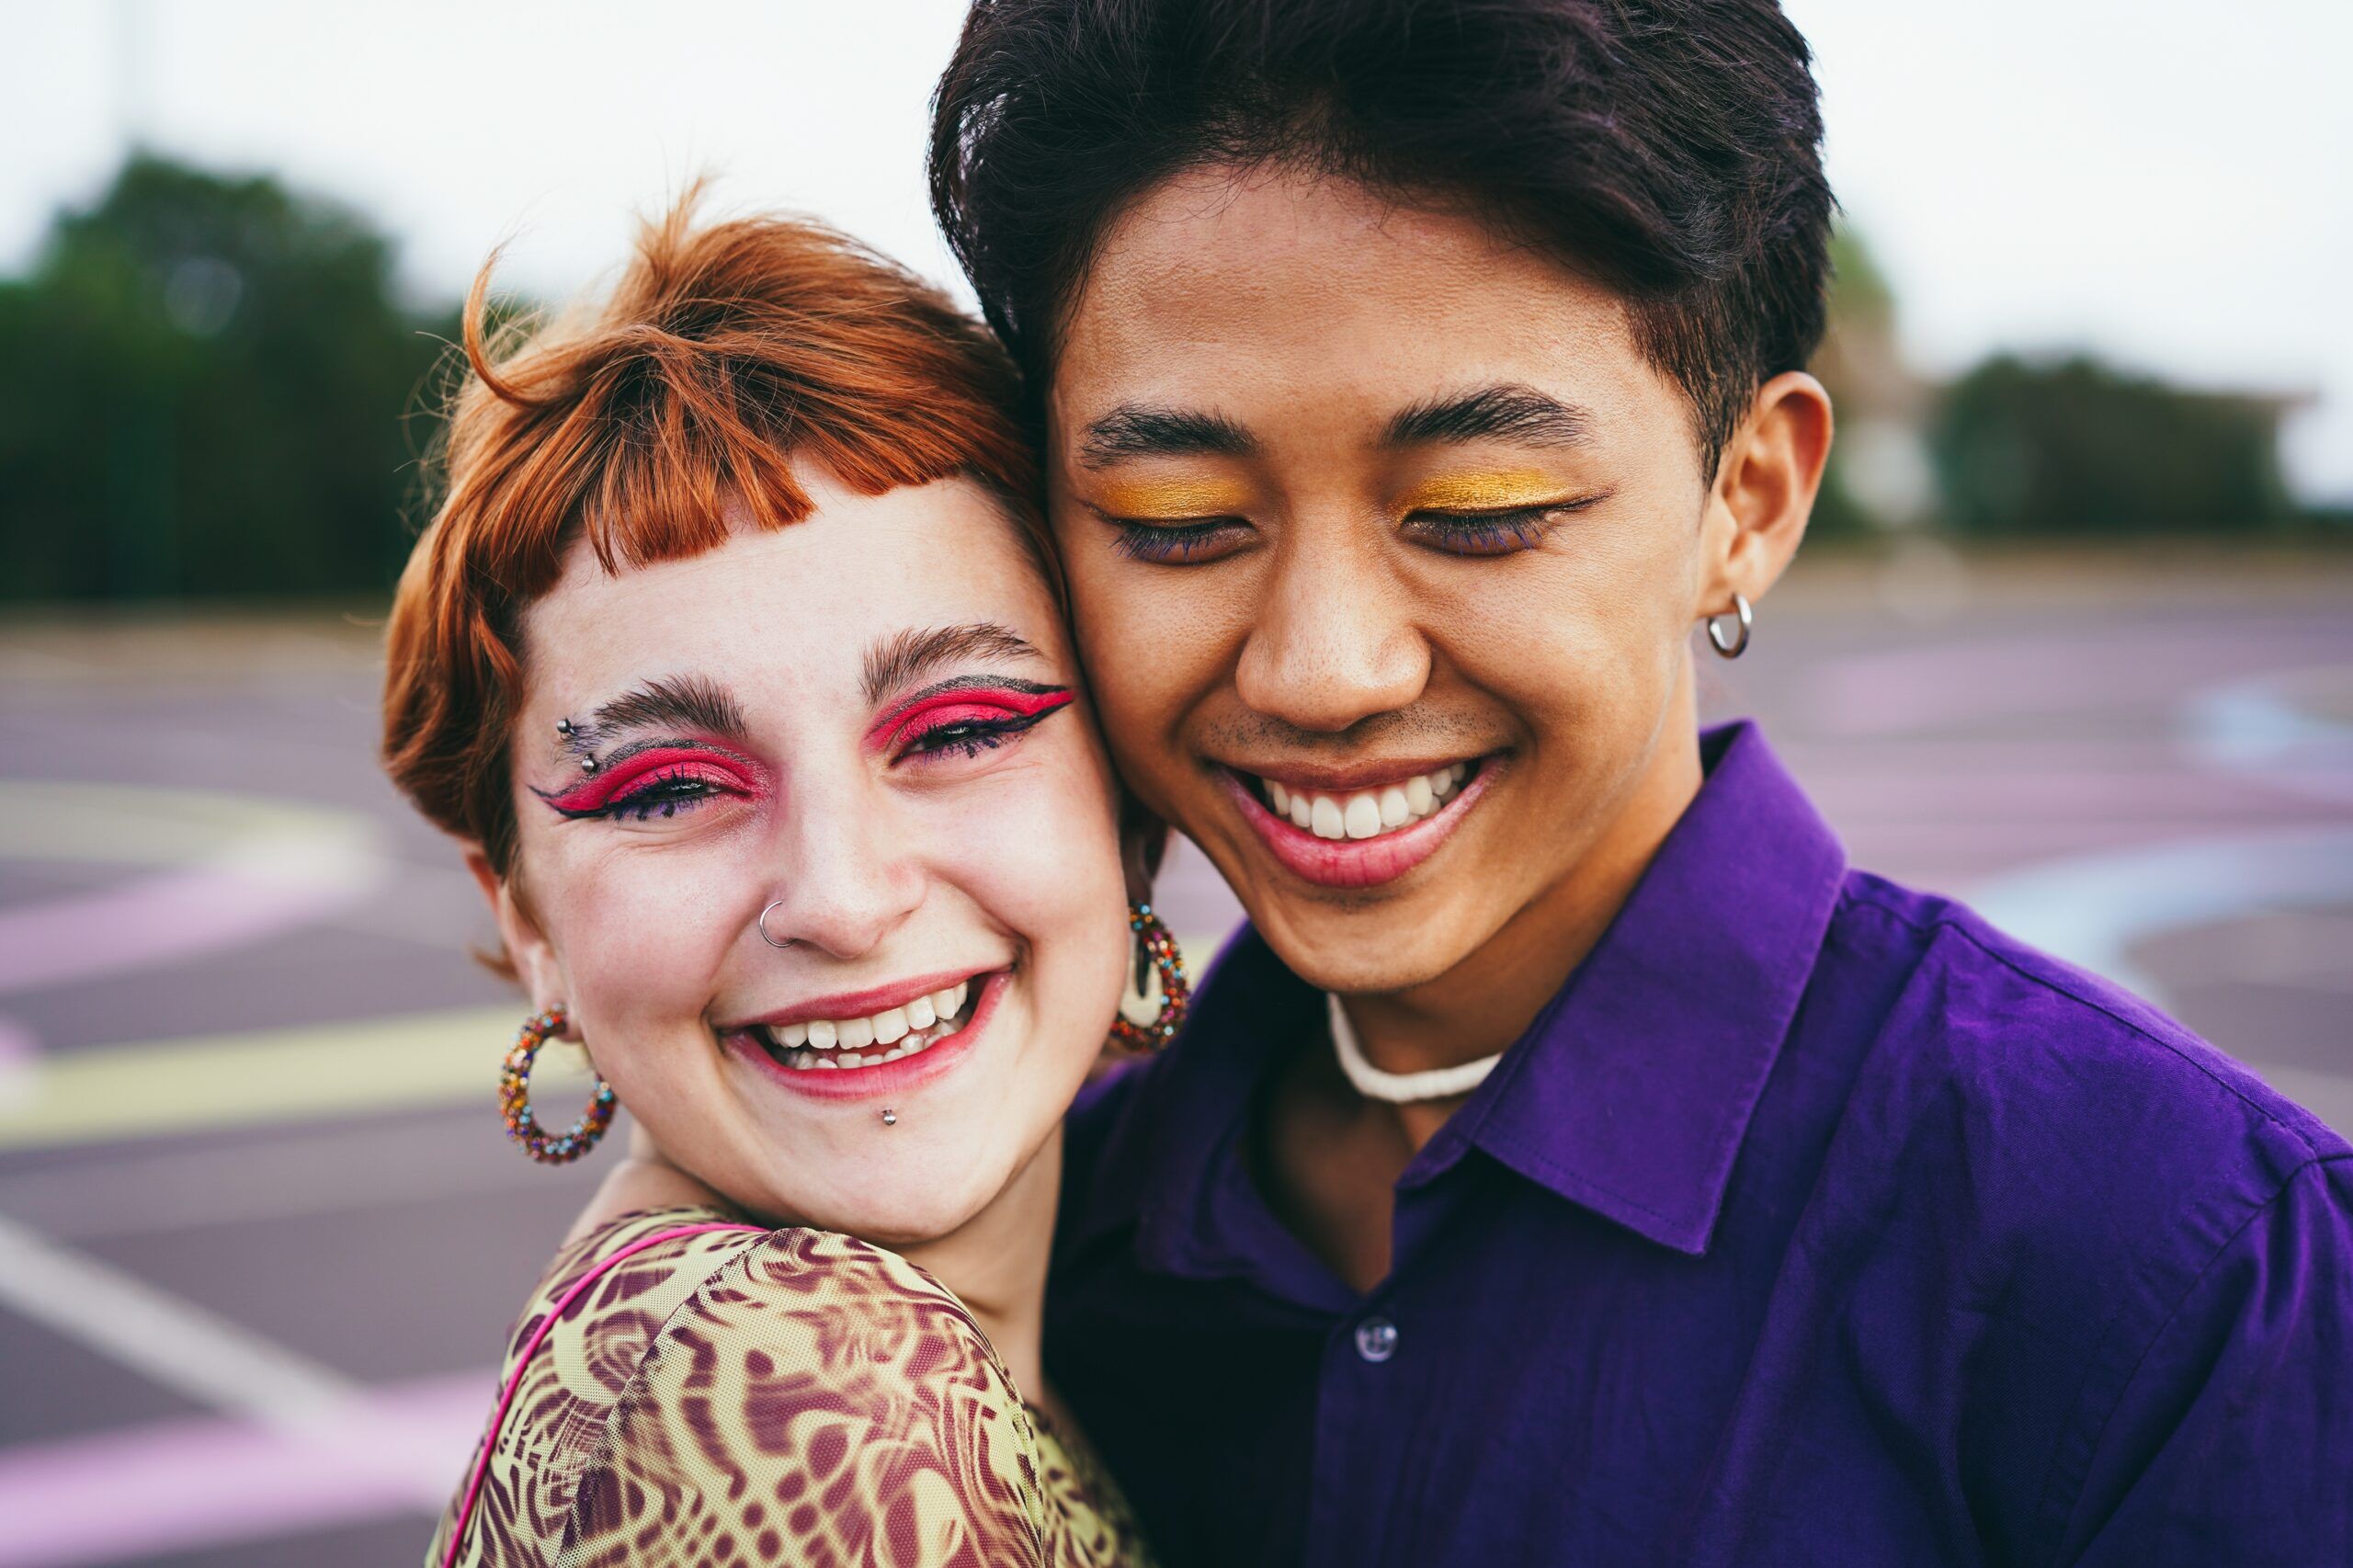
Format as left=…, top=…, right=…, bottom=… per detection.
left=519, top=473, right=1059, bottom=707
left=1051, top=166, right=1658, bottom=441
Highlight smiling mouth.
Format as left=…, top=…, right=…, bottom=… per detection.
left=1238, top=758, right=1483, bottom=841
left=1220, top=756, right=1497, bottom=890
left=740, top=977, right=980, bottom=1073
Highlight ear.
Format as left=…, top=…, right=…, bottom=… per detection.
left=1699, top=369, right=1834, bottom=617
left=1119, top=791, right=1171, bottom=907
left=464, top=846, right=574, bottom=1037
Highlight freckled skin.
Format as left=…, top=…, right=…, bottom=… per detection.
left=481, top=471, right=1131, bottom=1256
left=1050, top=165, right=1830, bottom=1101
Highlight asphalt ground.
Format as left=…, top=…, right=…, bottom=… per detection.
left=2, top=543, right=2348, bottom=1567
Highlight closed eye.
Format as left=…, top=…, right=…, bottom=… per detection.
left=1402, top=492, right=1610, bottom=557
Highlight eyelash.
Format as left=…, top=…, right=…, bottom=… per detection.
left=895, top=707, right=1060, bottom=764
left=1107, top=496, right=1606, bottom=564
left=570, top=763, right=745, bottom=823
left=1109, top=518, right=1247, bottom=563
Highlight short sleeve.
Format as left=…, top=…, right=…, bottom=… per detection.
left=556, top=1228, right=1049, bottom=1568
left=2061, top=1157, right=2353, bottom=1565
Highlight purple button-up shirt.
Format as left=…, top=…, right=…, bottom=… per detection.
left=1047, top=722, right=2353, bottom=1566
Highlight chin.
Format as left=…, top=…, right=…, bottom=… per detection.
left=790, top=1168, right=1005, bottom=1249
left=1256, top=896, right=1490, bottom=996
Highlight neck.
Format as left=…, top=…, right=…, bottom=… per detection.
left=896, top=1125, right=1061, bottom=1404
left=1339, top=679, right=1706, bottom=1147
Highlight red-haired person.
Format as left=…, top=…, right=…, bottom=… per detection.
left=385, top=201, right=1158, bottom=1567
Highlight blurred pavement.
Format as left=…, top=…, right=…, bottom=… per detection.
left=1, top=543, right=2347, bottom=1566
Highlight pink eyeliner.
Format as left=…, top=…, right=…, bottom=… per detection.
left=535, top=742, right=763, bottom=815
left=864, top=680, right=1073, bottom=755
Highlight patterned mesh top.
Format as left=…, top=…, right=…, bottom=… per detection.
left=427, top=1207, right=1154, bottom=1568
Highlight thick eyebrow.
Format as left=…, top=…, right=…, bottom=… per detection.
left=861, top=622, right=1047, bottom=706
left=1075, top=404, right=1256, bottom=468
left=588, top=674, right=747, bottom=739
left=1381, top=384, right=1593, bottom=450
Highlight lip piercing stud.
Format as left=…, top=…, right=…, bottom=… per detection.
left=881, top=1108, right=898, bottom=1127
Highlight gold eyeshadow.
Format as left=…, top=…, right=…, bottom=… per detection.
left=1088, top=477, right=1254, bottom=519
left=1394, top=471, right=1576, bottom=514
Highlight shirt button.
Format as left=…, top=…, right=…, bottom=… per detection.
left=1354, top=1316, right=1399, bottom=1363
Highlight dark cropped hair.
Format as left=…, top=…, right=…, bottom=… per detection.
left=929, top=0, right=1834, bottom=466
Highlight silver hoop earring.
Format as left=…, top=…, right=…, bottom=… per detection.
left=757, top=900, right=795, bottom=949
left=1705, top=593, right=1753, bottom=659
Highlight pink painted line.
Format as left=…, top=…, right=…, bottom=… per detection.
left=0, top=862, right=366, bottom=996
left=0, top=1371, right=487, bottom=1568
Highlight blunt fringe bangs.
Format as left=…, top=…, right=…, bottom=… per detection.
left=382, top=192, right=1041, bottom=881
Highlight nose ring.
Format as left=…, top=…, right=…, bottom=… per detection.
left=757, top=900, right=795, bottom=949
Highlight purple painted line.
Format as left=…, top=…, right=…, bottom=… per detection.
left=0, top=861, right=368, bottom=997
left=0, top=1371, right=485, bottom=1567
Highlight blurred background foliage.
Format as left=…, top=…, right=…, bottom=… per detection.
left=0, top=154, right=2336, bottom=607
left=0, top=155, right=455, bottom=603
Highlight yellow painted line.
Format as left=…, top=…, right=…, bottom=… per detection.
left=0, top=933, right=1229, bottom=1151
left=0, top=1008, right=533, bottom=1152
left=0, top=779, right=382, bottom=868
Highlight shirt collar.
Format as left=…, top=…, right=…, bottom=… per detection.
left=1436, top=722, right=1847, bottom=1253
left=1063, top=722, right=1847, bottom=1267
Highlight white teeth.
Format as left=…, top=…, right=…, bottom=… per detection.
left=1268, top=762, right=1479, bottom=844
left=763, top=978, right=983, bottom=1070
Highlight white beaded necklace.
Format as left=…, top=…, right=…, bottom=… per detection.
left=1326, top=994, right=1504, bottom=1104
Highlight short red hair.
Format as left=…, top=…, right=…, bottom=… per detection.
left=382, top=195, right=1043, bottom=878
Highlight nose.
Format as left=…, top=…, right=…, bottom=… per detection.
left=752, top=774, right=926, bottom=960
left=1233, top=532, right=1431, bottom=733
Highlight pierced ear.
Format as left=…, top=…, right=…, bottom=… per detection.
left=1120, top=792, right=1171, bottom=907
left=1701, top=370, right=1834, bottom=614
left=464, top=846, right=572, bottom=1033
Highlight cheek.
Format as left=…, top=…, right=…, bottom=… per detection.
left=1427, top=508, right=1700, bottom=732
left=928, top=736, right=1130, bottom=999
left=531, top=840, right=742, bottom=1037
left=1061, top=533, right=1250, bottom=763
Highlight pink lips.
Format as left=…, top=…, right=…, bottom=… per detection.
left=724, top=971, right=1006, bottom=1103
left=1222, top=762, right=1495, bottom=889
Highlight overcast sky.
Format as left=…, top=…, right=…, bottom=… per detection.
left=5, top=0, right=2349, bottom=499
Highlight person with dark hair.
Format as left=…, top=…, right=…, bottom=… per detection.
left=929, top=3, right=2353, bottom=1564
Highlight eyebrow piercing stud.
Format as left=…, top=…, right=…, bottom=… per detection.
left=579, top=756, right=598, bottom=773
left=554, top=719, right=574, bottom=735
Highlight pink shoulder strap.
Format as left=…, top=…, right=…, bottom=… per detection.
left=442, top=1221, right=765, bottom=1568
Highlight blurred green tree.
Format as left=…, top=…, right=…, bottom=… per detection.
left=1931, top=354, right=2301, bottom=537
left=0, top=155, right=455, bottom=602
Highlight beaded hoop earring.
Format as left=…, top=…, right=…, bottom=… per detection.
left=1108, top=903, right=1190, bottom=1051
left=498, top=1005, right=617, bottom=1165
